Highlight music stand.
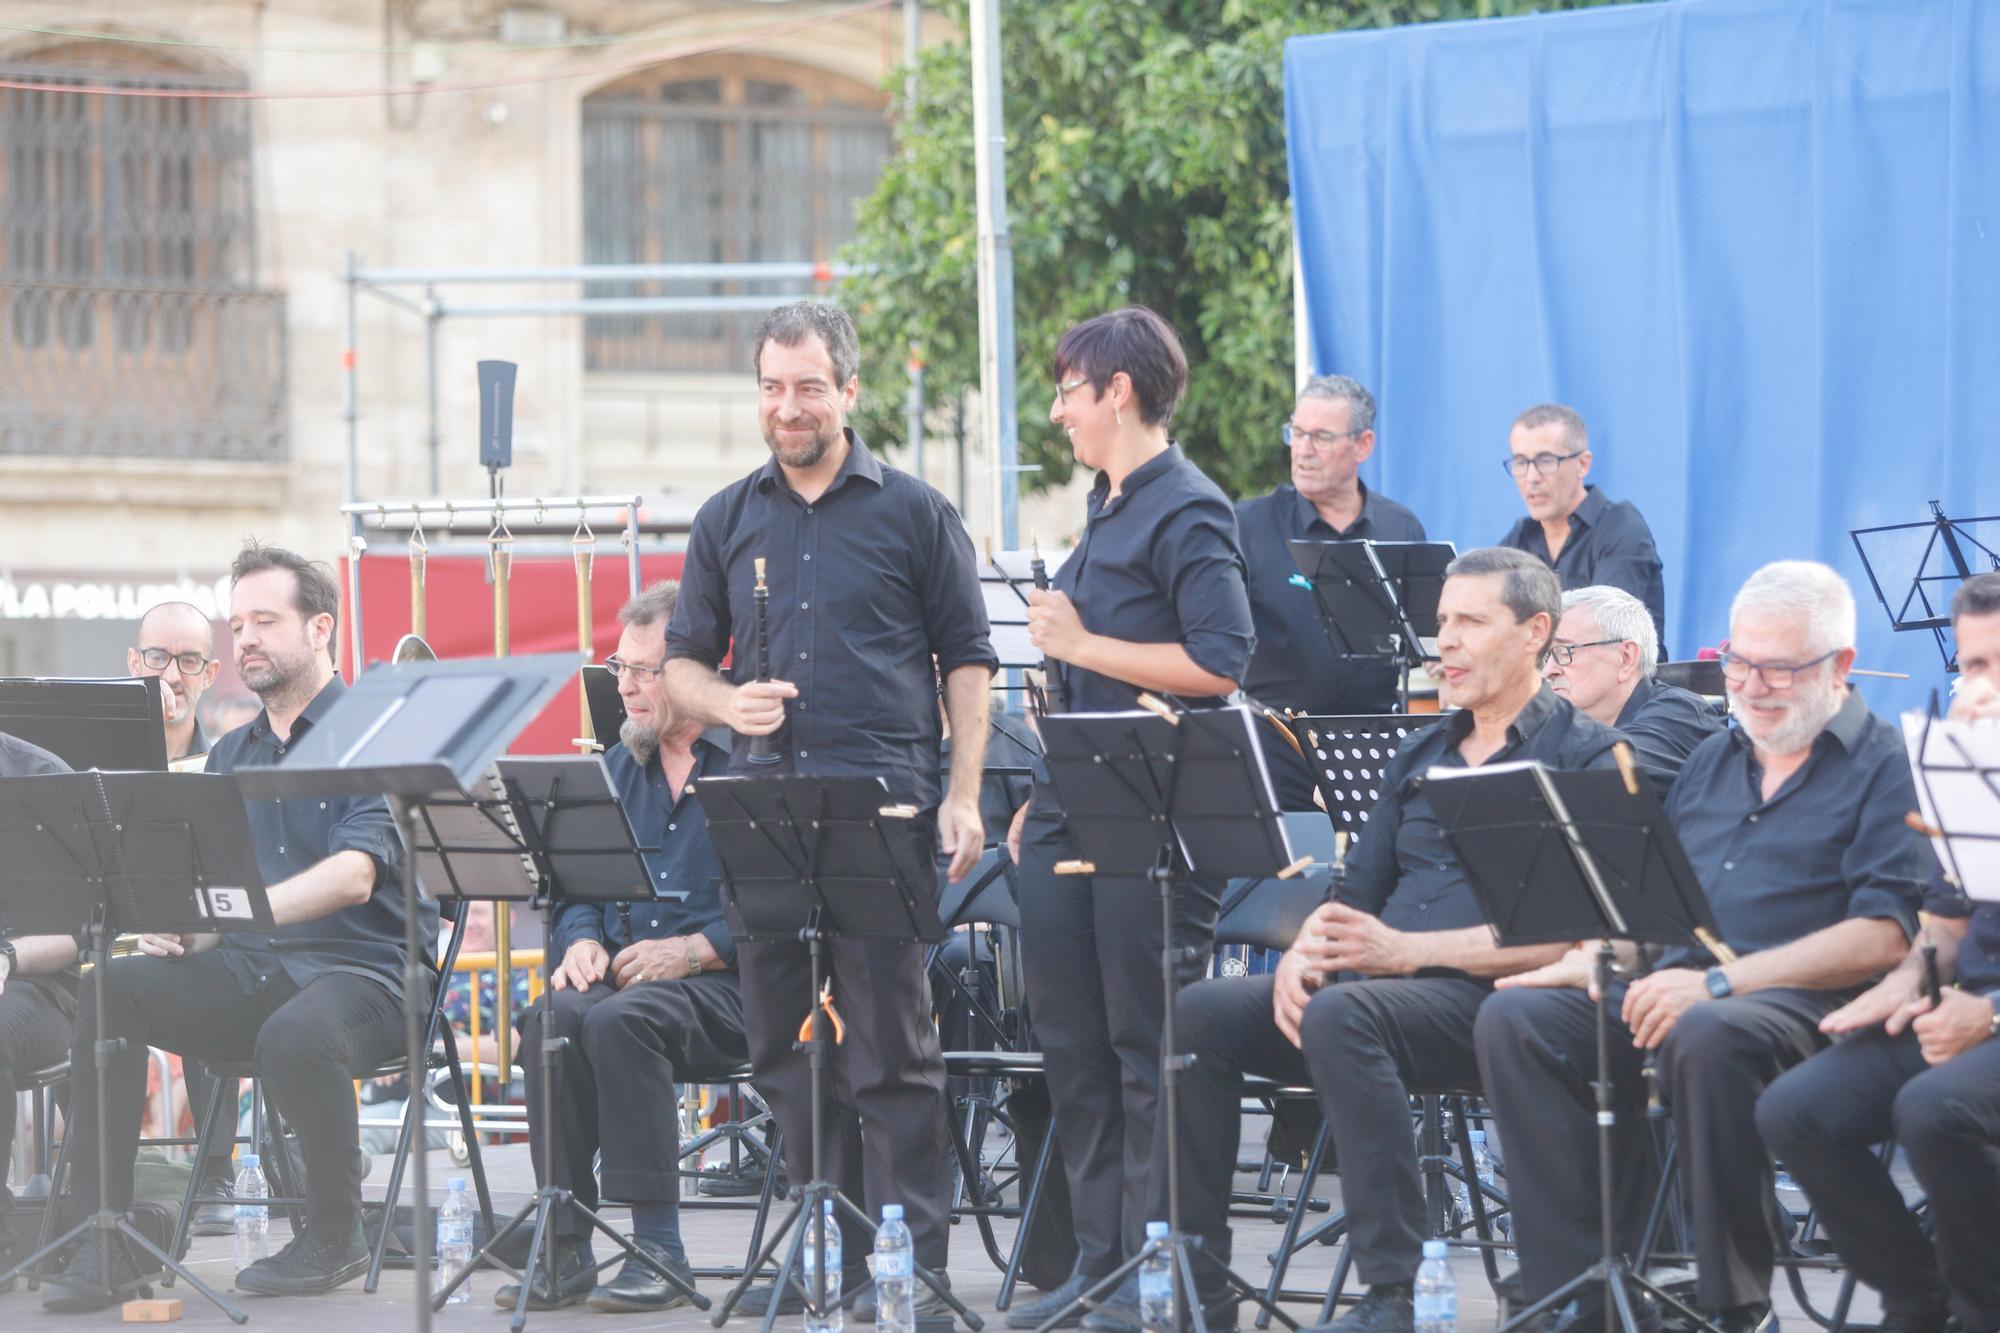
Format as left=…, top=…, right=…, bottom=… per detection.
left=1032, top=701, right=1303, bottom=1333
left=1904, top=709, right=2000, bottom=905
left=1653, top=660, right=1724, bottom=698
left=0, top=677, right=170, bottom=772
left=0, top=771, right=274, bottom=1323
left=1851, top=501, right=2000, bottom=672
left=1284, top=714, right=1441, bottom=833
left=581, top=665, right=626, bottom=750
left=1425, top=759, right=1727, bottom=1333
left=693, top=773, right=981, bottom=1333
left=1288, top=541, right=1456, bottom=711
left=235, top=651, right=576, bottom=1333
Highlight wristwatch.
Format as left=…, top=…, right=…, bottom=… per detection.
left=0, top=938, right=16, bottom=972
left=1705, top=966, right=1734, bottom=999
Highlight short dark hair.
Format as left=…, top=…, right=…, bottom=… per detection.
left=230, top=541, right=340, bottom=659
left=618, top=580, right=680, bottom=630
left=1954, top=571, right=2000, bottom=623
left=1445, top=546, right=1563, bottom=648
left=1053, top=305, right=1189, bottom=428
left=1512, top=403, right=1589, bottom=453
left=753, top=301, right=860, bottom=387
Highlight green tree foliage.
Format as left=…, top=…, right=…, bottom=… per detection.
left=843, top=0, right=1628, bottom=498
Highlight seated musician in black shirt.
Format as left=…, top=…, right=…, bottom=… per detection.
left=1542, top=584, right=1723, bottom=796
left=1159, top=547, right=1621, bottom=1333
left=1477, top=560, right=1927, bottom=1333
left=497, top=581, right=748, bottom=1314
left=1498, top=404, right=1667, bottom=648
left=1756, top=571, right=2000, bottom=1333
left=43, top=544, right=433, bottom=1311
left=1236, top=375, right=1427, bottom=810
left=0, top=733, right=80, bottom=1289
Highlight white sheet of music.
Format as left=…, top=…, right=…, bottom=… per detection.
left=1903, top=712, right=2000, bottom=902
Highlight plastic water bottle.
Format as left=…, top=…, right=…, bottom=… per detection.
left=803, top=1199, right=844, bottom=1333
left=1468, top=1131, right=1511, bottom=1254
left=679, top=1092, right=707, bottom=1200
left=439, top=1178, right=474, bottom=1305
left=1138, top=1221, right=1174, bottom=1332
left=874, top=1204, right=915, bottom=1333
left=1414, top=1239, right=1456, bottom=1333
left=232, top=1154, right=269, bottom=1272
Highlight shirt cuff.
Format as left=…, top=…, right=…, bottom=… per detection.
left=1183, top=631, right=1255, bottom=689
left=700, top=919, right=738, bottom=968
left=1847, top=889, right=1921, bottom=943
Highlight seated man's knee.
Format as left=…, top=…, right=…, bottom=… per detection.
left=1176, top=977, right=1253, bottom=1062
left=579, top=988, right=661, bottom=1063
left=1891, top=1066, right=1983, bottom=1163
left=1298, top=982, right=1378, bottom=1057
left=1473, top=987, right=1547, bottom=1057
left=1753, top=1063, right=1829, bottom=1158
left=253, top=1008, right=343, bottom=1084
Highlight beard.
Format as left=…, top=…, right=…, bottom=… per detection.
left=161, top=687, right=192, bottom=724
left=238, top=643, right=316, bottom=700
left=763, top=417, right=839, bottom=470
left=1735, top=673, right=1846, bottom=756
left=620, top=699, right=692, bottom=766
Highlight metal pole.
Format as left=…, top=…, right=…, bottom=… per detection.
left=903, top=0, right=922, bottom=107
left=907, top=345, right=927, bottom=484
left=344, top=252, right=367, bottom=677
left=425, top=288, right=442, bottom=496
left=969, top=0, right=1022, bottom=549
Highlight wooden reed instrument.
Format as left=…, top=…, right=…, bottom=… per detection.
left=748, top=557, right=782, bottom=765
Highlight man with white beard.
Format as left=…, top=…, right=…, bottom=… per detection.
left=1474, top=561, right=1929, bottom=1333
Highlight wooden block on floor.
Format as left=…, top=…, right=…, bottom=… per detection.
left=122, top=1298, right=183, bottom=1322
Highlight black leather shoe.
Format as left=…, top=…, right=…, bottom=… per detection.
left=492, top=1235, right=596, bottom=1311
left=732, top=1271, right=866, bottom=1319
left=587, top=1240, right=696, bottom=1313
left=1703, top=1303, right=1778, bottom=1333
left=1876, top=1305, right=1951, bottom=1333
left=42, top=1234, right=147, bottom=1313
left=189, top=1173, right=236, bottom=1238
left=1007, top=1272, right=1097, bottom=1329
left=1079, top=1277, right=1141, bottom=1333
left=235, top=1222, right=371, bottom=1297
left=853, top=1270, right=953, bottom=1324
left=1320, top=1284, right=1415, bottom=1333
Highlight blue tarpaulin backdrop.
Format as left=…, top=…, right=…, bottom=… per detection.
left=1284, top=0, right=1999, bottom=714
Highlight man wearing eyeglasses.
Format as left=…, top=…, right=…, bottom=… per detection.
left=1237, top=375, right=1426, bottom=809
left=128, top=601, right=220, bottom=764
left=1477, top=560, right=1926, bottom=1333
left=1542, top=585, right=1723, bottom=797
left=1498, top=404, right=1667, bottom=649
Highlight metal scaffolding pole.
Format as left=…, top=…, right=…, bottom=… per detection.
left=969, top=0, right=1022, bottom=548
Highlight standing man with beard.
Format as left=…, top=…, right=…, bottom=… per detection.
left=666, top=302, right=996, bottom=1319
left=128, top=601, right=220, bottom=764
left=1476, top=560, right=1927, bottom=1333
left=497, top=581, right=749, bottom=1314
left=41, top=542, right=432, bottom=1311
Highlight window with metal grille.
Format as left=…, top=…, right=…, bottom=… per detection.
left=581, top=56, right=890, bottom=374
left=0, top=47, right=285, bottom=462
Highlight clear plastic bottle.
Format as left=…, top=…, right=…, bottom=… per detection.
left=679, top=1092, right=707, bottom=1200
left=803, top=1199, right=844, bottom=1333
left=232, top=1153, right=268, bottom=1274
left=1137, top=1220, right=1174, bottom=1332
left=1414, top=1239, right=1456, bottom=1333
left=439, top=1177, right=474, bottom=1306
left=1468, top=1131, right=1511, bottom=1255
left=874, top=1204, right=915, bottom=1333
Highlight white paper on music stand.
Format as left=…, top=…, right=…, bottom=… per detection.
left=1902, top=712, right=2000, bottom=902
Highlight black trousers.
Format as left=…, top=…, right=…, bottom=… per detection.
left=1756, top=1028, right=2000, bottom=1331
left=519, top=972, right=748, bottom=1239
left=1018, top=802, right=1218, bottom=1278
left=0, top=977, right=74, bottom=1225
left=736, top=813, right=952, bottom=1271
left=1475, top=984, right=1842, bottom=1310
left=1165, top=971, right=1488, bottom=1288
left=64, top=954, right=407, bottom=1237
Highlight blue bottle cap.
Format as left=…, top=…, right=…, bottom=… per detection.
left=1422, top=1239, right=1448, bottom=1259
left=882, top=1204, right=903, bottom=1221
left=239, top=1154, right=259, bottom=1169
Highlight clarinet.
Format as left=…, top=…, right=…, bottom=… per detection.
left=748, top=556, right=782, bottom=764
left=1030, top=539, right=1070, bottom=715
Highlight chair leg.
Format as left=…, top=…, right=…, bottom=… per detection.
left=1449, top=1101, right=1504, bottom=1290
left=736, top=1123, right=785, bottom=1282
left=364, top=1069, right=427, bottom=1293
left=162, top=1074, right=233, bottom=1282
left=27, top=1113, right=75, bottom=1289
left=442, top=1041, right=495, bottom=1235
left=995, top=1105, right=1058, bottom=1313
left=1257, top=1119, right=1331, bottom=1329
left=1317, top=1241, right=1356, bottom=1324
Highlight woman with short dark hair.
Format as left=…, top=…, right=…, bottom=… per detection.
left=1005, top=306, right=1255, bottom=1329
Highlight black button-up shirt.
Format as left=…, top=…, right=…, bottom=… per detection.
left=1501, top=486, right=1668, bottom=647
left=1663, top=689, right=1926, bottom=966
left=204, top=676, right=433, bottom=996
left=1922, top=873, right=2000, bottom=999
left=1614, top=675, right=1727, bottom=799
left=549, top=732, right=736, bottom=967
left=1052, top=444, right=1254, bottom=716
left=0, top=729, right=70, bottom=778
left=667, top=431, right=998, bottom=809
left=1339, top=685, right=1624, bottom=936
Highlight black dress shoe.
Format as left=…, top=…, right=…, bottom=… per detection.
left=1703, top=1303, right=1778, bottom=1333
left=235, top=1222, right=371, bottom=1297
left=853, top=1270, right=953, bottom=1324
left=1320, top=1284, right=1415, bottom=1333
left=42, top=1234, right=147, bottom=1313
left=733, top=1270, right=867, bottom=1319
left=189, top=1174, right=236, bottom=1238
left=1876, top=1304, right=1951, bottom=1333
left=1007, top=1272, right=1097, bottom=1329
left=1079, top=1276, right=1141, bottom=1333
left=587, top=1239, right=696, bottom=1313
left=492, top=1236, right=597, bottom=1311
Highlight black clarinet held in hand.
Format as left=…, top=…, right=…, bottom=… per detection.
left=1030, top=540, right=1070, bottom=715
left=748, top=556, right=782, bottom=764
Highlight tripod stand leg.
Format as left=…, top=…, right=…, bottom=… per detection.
left=1173, top=1238, right=1212, bottom=1333
left=1186, top=1236, right=1303, bottom=1332
left=1033, top=1250, right=1147, bottom=1333
left=115, top=1217, right=248, bottom=1325
left=711, top=1191, right=805, bottom=1327
left=574, top=1198, right=712, bottom=1310
left=508, top=1191, right=558, bottom=1333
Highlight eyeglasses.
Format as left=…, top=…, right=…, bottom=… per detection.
left=136, top=648, right=212, bottom=675
left=1546, top=638, right=1622, bottom=667
left=604, top=656, right=666, bottom=683
left=1055, top=376, right=1091, bottom=404
left=1716, top=649, right=1838, bottom=689
left=1283, top=422, right=1365, bottom=451
left=1502, top=449, right=1586, bottom=478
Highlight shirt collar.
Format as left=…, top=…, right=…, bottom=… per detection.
left=1725, top=685, right=1871, bottom=757
left=1089, top=443, right=1185, bottom=508
left=249, top=673, right=346, bottom=741
left=1615, top=674, right=1658, bottom=729
left=1285, top=478, right=1377, bottom=537
left=1571, top=485, right=1610, bottom=530
left=754, top=427, right=883, bottom=497
left=1442, top=680, right=1563, bottom=747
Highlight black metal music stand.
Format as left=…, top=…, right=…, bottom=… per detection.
left=693, top=773, right=982, bottom=1333
left=1284, top=714, right=1442, bottom=834
left=1288, top=540, right=1456, bottom=711
left=423, top=755, right=709, bottom=1328
left=236, top=651, right=576, bottom=1333
left=580, top=665, right=627, bottom=751
left=1905, top=708, right=2000, bottom=905
left=0, top=771, right=275, bottom=1323
left=1425, top=760, right=1728, bottom=1333
left=1032, top=701, right=1304, bottom=1333
left=0, top=676, right=170, bottom=772
left=1851, top=501, right=2000, bottom=673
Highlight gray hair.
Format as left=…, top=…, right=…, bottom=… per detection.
left=1729, top=561, right=1856, bottom=655
left=1953, top=571, right=2000, bottom=622
left=753, top=300, right=859, bottom=388
left=1446, top=546, right=1563, bottom=651
left=1512, top=403, right=1589, bottom=453
left=1561, top=585, right=1659, bottom=676
left=1297, top=374, right=1376, bottom=435
left=618, top=580, right=680, bottom=630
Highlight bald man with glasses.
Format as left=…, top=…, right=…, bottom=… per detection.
left=128, top=601, right=220, bottom=764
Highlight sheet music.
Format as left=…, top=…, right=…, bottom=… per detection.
left=1903, top=712, right=2000, bottom=902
